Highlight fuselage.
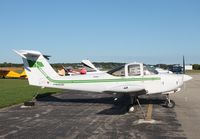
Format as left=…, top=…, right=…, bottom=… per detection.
left=38, top=70, right=187, bottom=95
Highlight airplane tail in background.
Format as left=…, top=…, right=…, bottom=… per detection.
left=14, top=50, right=59, bottom=87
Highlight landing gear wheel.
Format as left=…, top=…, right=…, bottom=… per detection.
left=165, top=100, right=175, bottom=108
left=113, top=97, right=119, bottom=105
left=24, top=101, right=35, bottom=106
left=128, top=105, right=135, bottom=113
left=127, top=95, right=137, bottom=113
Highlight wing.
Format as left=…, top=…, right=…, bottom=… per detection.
left=104, top=85, right=147, bottom=96
left=0, top=70, right=21, bottom=78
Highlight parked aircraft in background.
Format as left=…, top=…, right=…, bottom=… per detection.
left=169, top=65, right=183, bottom=74
left=155, top=67, right=173, bottom=74
left=14, top=50, right=192, bottom=112
left=58, top=59, right=103, bottom=76
left=19, top=70, right=28, bottom=78
left=58, top=66, right=87, bottom=76
left=0, top=68, right=27, bottom=79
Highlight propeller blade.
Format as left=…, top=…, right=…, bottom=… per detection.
left=183, top=55, right=185, bottom=74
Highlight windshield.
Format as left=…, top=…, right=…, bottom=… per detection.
left=144, top=65, right=158, bottom=75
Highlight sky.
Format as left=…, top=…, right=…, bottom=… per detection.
left=0, top=0, right=200, bottom=64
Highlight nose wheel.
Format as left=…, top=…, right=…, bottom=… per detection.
left=165, top=94, right=175, bottom=108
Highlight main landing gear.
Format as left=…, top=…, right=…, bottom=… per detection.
left=128, top=96, right=146, bottom=117
left=128, top=96, right=137, bottom=112
left=113, top=94, right=141, bottom=113
left=164, top=94, right=175, bottom=108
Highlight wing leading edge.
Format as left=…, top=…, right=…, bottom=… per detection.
left=104, top=85, right=146, bottom=96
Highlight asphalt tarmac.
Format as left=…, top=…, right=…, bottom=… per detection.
left=171, top=74, right=200, bottom=139
left=1, top=74, right=199, bottom=139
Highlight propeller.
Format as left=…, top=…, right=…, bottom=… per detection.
left=181, top=56, right=192, bottom=103
left=181, top=55, right=186, bottom=93
left=182, top=55, right=192, bottom=92
left=183, top=55, right=185, bottom=74
left=182, top=55, right=192, bottom=81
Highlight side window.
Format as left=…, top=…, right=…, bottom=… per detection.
left=128, top=64, right=141, bottom=76
left=107, top=66, right=125, bottom=76
left=112, top=67, right=125, bottom=76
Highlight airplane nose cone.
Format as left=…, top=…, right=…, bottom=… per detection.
left=183, top=75, right=192, bottom=82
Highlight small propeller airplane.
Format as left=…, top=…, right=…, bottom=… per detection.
left=0, top=68, right=27, bottom=79
left=14, top=50, right=192, bottom=112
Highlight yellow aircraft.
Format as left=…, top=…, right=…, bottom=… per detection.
left=20, top=70, right=27, bottom=78
left=0, top=68, right=27, bottom=79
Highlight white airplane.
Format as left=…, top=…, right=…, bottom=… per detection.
left=14, top=50, right=192, bottom=112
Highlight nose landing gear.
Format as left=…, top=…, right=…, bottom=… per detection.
left=164, top=94, right=175, bottom=108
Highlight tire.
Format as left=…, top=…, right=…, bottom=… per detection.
left=166, top=100, right=175, bottom=108
left=24, top=101, right=35, bottom=106
left=127, top=105, right=136, bottom=113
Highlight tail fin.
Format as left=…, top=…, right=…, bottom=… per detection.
left=14, top=50, right=59, bottom=87
left=183, top=55, right=185, bottom=74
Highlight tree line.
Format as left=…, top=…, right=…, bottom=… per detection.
left=193, top=64, right=200, bottom=70
left=1, top=62, right=200, bottom=70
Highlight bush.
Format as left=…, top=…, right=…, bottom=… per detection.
left=193, top=64, right=200, bottom=70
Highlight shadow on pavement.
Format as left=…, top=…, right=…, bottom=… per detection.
left=36, top=92, right=166, bottom=115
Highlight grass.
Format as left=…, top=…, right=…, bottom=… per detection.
left=0, top=79, right=61, bottom=108
left=186, top=70, right=200, bottom=75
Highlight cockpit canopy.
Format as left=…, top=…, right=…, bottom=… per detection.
left=107, top=62, right=158, bottom=77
